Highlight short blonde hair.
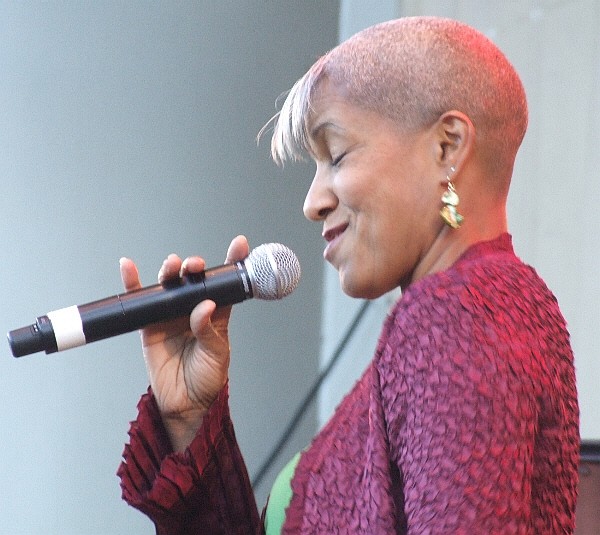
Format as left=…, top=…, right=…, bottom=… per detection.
left=269, top=17, right=528, bottom=178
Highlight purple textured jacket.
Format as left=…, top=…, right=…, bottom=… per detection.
left=118, top=234, right=579, bottom=534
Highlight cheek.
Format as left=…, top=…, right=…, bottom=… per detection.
left=334, top=174, right=364, bottom=208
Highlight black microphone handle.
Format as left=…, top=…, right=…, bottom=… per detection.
left=8, top=261, right=252, bottom=357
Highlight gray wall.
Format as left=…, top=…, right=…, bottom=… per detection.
left=0, top=2, right=338, bottom=533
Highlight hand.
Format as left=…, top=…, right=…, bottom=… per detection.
left=120, top=235, right=250, bottom=451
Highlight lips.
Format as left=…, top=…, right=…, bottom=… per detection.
left=323, top=223, right=348, bottom=242
left=323, top=223, right=348, bottom=262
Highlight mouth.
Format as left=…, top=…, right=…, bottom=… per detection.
left=323, top=223, right=348, bottom=243
left=323, top=223, right=348, bottom=261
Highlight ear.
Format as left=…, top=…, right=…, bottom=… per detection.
left=433, top=110, right=475, bottom=172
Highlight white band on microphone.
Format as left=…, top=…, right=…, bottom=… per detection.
left=47, top=305, right=86, bottom=351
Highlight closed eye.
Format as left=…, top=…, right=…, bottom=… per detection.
left=331, top=152, right=346, bottom=167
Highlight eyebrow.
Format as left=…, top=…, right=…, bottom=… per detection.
left=309, top=120, right=344, bottom=140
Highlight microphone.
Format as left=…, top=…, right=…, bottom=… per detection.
left=8, top=243, right=300, bottom=358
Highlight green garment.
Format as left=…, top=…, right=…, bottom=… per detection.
left=264, top=452, right=301, bottom=534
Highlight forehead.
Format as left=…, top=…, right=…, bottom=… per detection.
left=306, top=80, right=371, bottom=139
left=306, top=79, right=408, bottom=147
left=307, top=80, right=348, bottom=124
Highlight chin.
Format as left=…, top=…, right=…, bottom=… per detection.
left=339, top=272, right=360, bottom=298
left=340, top=274, right=386, bottom=300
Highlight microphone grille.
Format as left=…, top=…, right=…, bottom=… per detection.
left=246, top=243, right=301, bottom=300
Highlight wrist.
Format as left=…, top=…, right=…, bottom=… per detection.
left=162, top=408, right=207, bottom=452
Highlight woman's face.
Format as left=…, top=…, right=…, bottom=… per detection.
left=304, top=81, right=443, bottom=298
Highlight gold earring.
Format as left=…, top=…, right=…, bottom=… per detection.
left=440, top=167, right=464, bottom=229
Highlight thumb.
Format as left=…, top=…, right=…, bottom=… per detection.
left=225, top=235, right=250, bottom=264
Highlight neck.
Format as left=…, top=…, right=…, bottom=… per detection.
left=406, top=206, right=508, bottom=290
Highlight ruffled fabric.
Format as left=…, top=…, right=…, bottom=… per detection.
left=118, top=384, right=261, bottom=535
left=284, top=234, right=579, bottom=533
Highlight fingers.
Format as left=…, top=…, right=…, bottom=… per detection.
left=157, top=254, right=206, bottom=284
left=123, top=236, right=249, bottom=294
left=120, top=257, right=142, bottom=292
left=156, top=236, right=249, bottom=286
left=187, top=236, right=249, bottom=338
left=157, top=254, right=181, bottom=284
left=225, top=235, right=250, bottom=264
left=180, top=256, right=205, bottom=278
left=189, top=299, right=218, bottom=338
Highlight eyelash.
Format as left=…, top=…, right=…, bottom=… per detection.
left=331, top=152, right=346, bottom=167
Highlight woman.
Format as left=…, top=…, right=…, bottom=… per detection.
left=118, top=17, right=579, bottom=534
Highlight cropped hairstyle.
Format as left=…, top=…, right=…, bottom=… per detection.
left=269, top=17, right=528, bottom=180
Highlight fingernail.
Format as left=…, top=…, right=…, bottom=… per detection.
left=180, top=258, right=189, bottom=277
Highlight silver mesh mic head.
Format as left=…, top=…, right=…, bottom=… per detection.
left=245, top=243, right=301, bottom=300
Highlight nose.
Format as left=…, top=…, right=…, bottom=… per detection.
left=303, top=166, right=337, bottom=221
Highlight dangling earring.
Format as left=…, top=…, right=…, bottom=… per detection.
left=440, top=166, right=464, bottom=229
